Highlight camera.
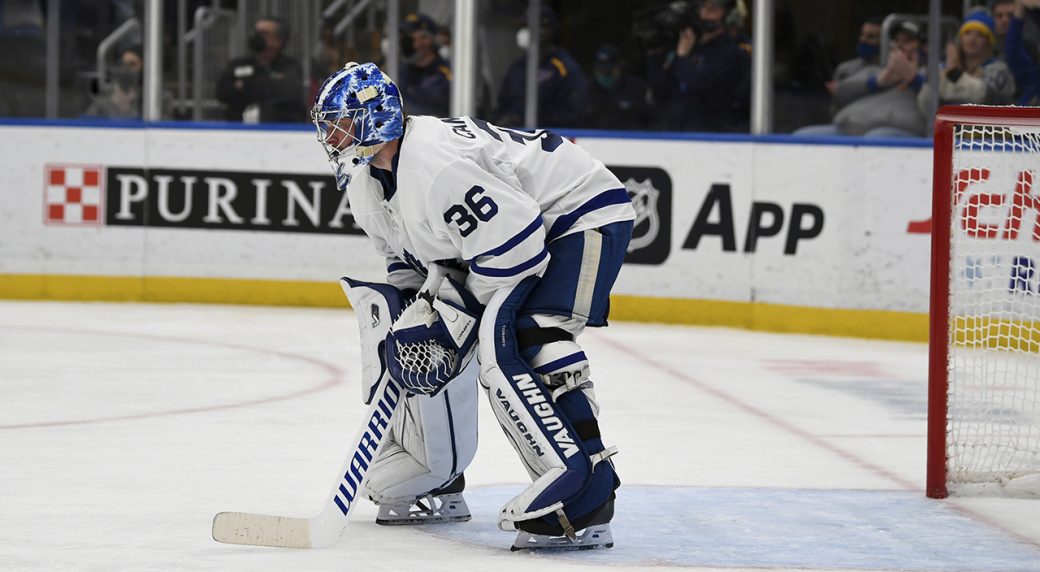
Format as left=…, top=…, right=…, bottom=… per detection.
left=632, top=1, right=702, bottom=53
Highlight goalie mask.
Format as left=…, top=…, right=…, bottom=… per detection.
left=312, top=62, right=405, bottom=188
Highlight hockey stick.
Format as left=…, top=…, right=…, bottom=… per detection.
left=211, top=267, right=446, bottom=548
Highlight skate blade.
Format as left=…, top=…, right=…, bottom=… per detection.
left=376, top=514, right=472, bottom=526
left=375, top=493, right=471, bottom=526
left=510, top=524, right=613, bottom=551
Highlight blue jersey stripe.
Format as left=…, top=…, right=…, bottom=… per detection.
left=547, top=187, right=631, bottom=241
left=387, top=262, right=411, bottom=273
left=470, top=247, right=548, bottom=277
left=533, top=351, right=588, bottom=374
left=477, top=217, right=543, bottom=258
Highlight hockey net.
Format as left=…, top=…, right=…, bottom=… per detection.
left=927, top=105, right=1040, bottom=498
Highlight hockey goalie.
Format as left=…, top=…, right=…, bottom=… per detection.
left=317, top=62, right=634, bottom=551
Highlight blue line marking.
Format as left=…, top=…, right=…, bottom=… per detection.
left=417, top=485, right=1040, bottom=570
left=557, top=128, right=934, bottom=149
left=0, top=117, right=313, bottom=132
left=0, top=118, right=934, bottom=148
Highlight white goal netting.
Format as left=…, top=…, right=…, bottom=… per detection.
left=944, top=120, right=1040, bottom=495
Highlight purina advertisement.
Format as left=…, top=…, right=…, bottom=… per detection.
left=0, top=123, right=946, bottom=336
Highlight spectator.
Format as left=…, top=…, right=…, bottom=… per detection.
left=725, top=0, right=751, bottom=43
left=396, top=13, right=451, bottom=117
left=583, top=44, right=657, bottom=130
left=918, top=12, right=1016, bottom=110
left=646, top=0, right=749, bottom=132
left=493, top=6, right=588, bottom=127
left=0, top=0, right=46, bottom=117
left=216, top=16, right=306, bottom=123
left=84, top=45, right=143, bottom=119
left=827, top=17, right=882, bottom=103
left=795, top=20, right=927, bottom=137
left=993, top=0, right=1016, bottom=56
left=435, top=23, right=452, bottom=62
left=1005, top=0, right=1040, bottom=104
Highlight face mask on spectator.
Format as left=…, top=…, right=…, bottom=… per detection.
left=516, top=27, right=529, bottom=50
left=701, top=18, right=722, bottom=34
left=113, top=67, right=141, bottom=91
left=595, top=70, right=618, bottom=89
left=856, top=41, right=879, bottom=61
left=248, top=32, right=267, bottom=53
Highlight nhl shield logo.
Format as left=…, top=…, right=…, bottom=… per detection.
left=625, top=177, right=661, bottom=253
left=611, top=166, right=671, bottom=265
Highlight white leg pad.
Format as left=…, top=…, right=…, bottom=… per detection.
left=364, top=362, right=478, bottom=505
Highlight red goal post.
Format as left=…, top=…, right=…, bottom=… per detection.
left=927, top=105, right=1040, bottom=499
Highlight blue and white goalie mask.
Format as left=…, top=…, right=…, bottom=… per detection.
left=311, top=62, right=405, bottom=189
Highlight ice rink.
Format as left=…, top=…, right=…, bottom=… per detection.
left=2, top=300, right=1039, bottom=572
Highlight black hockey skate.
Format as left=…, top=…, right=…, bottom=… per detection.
left=510, top=494, right=615, bottom=551
left=375, top=474, right=471, bottom=526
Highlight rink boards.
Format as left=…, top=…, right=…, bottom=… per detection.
left=0, top=121, right=940, bottom=340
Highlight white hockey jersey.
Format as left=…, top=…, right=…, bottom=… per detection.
left=345, top=115, right=635, bottom=304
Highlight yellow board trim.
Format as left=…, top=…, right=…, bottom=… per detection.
left=0, top=274, right=929, bottom=341
left=609, top=295, right=929, bottom=342
left=0, top=274, right=347, bottom=308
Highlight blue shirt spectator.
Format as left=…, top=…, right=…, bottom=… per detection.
left=493, top=7, right=588, bottom=127
left=646, top=0, right=749, bottom=131
left=583, top=44, right=658, bottom=130
left=397, top=13, right=451, bottom=117
left=1004, top=0, right=1040, bottom=105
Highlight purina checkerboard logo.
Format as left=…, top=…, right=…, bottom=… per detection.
left=44, top=165, right=104, bottom=226
left=41, top=163, right=365, bottom=235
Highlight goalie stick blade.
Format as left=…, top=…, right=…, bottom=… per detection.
left=212, top=512, right=313, bottom=549
left=212, top=269, right=443, bottom=550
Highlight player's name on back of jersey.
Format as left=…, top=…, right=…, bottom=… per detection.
left=48, top=164, right=366, bottom=234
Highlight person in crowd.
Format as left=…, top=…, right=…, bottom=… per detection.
left=396, top=13, right=452, bottom=117
left=826, top=17, right=882, bottom=102
left=725, top=0, right=752, bottom=44
left=646, top=0, right=749, bottom=132
left=216, top=16, right=306, bottom=123
left=993, top=0, right=1016, bottom=56
left=493, top=6, right=588, bottom=127
left=918, top=11, right=1016, bottom=111
left=582, top=44, right=657, bottom=131
left=0, top=0, right=46, bottom=117
left=795, top=20, right=927, bottom=137
left=84, top=45, right=144, bottom=119
left=1005, top=0, right=1040, bottom=104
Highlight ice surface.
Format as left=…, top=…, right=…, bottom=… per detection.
left=1, top=300, right=1038, bottom=572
